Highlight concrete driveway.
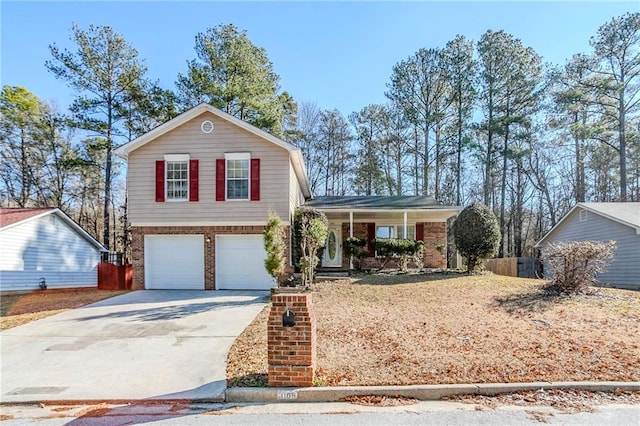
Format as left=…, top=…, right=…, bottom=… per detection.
left=0, top=290, right=269, bottom=403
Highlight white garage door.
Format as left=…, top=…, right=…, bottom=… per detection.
left=144, top=235, right=204, bottom=290
left=216, top=235, right=275, bottom=290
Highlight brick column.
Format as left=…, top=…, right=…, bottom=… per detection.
left=268, top=290, right=316, bottom=387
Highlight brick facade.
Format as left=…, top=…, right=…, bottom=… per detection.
left=268, top=291, right=316, bottom=387
left=337, top=221, right=447, bottom=269
left=422, top=222, right=447, bottom=268
left=130, top=225, right=290, bottom=290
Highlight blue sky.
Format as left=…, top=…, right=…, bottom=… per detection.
left=1, top=1, right=637, bottom=117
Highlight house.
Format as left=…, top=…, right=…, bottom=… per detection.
left=115, top=103, right=460, bottom=291
left=0, top=208, right=107, bottom=291
left=536, top=202, right=640, bottom=290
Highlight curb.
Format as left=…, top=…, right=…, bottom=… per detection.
left=225, top=381, right=640, bottom=403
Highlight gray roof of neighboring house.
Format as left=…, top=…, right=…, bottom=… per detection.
left=581, top=202, right=640, bottom=228
left=305, top=196, right=459, bottom=210
left=536, top=202, right=640, bottom=246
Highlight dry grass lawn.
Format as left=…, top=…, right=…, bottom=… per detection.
left=0, top=288, right=127, bottom=331
left=227, top=272, right=640, bottom=386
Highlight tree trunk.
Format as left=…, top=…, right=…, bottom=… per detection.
left=104, top=99, right=112, bottom=250
left=619, top=87, right=627, bottom=201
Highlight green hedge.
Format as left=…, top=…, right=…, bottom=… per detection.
left=371, top=238, right=424, bottom=272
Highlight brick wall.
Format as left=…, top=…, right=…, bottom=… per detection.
left=422, top=222, right=447, bottom=268
left=267, top=291, right=316, bottom=387
left=340, top=222, right=369, bottom=269
left=131, top=225, right=290, bottom=290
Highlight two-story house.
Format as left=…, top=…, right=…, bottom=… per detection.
left=116, top=103, right=460, bottom=290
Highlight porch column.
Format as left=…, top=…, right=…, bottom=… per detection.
left=403, top=211, right=408, bottom=239
left=349, top=211, right=353, bottom=237
left=349, top=211, right=353, bottom=270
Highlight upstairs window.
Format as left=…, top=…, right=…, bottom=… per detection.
left=155, top=155, right=198, bottom=202
left=225, top=153, right=250, bottom=200
left=165, top=154, right=189, bottom=201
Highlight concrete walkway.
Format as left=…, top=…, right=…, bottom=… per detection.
left=0, top=290, right=269, bottom=403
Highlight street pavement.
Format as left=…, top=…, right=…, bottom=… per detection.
left=0, top=401, right=639, bottom=425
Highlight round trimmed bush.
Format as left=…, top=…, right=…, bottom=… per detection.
left=452, top=202, right=501, bottom=272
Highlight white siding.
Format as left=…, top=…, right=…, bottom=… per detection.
left=540, top=208, right=640, bottom=289
left=127, top=111, right=292, bottom=225
left=0, top=214, right=101, bottom=291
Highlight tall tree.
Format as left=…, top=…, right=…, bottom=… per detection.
left=0, top=86, right=42, bottom=206
left=443, top=35, right=476, bottom=205
left=119, top=79, right=179, bottom=140
left=176, top=23, right=291, bottom=137
left=46, top=23, right=146, bottom=249
left=317, top=110, right=352, bottom=196
left=588, top=12, right=640, bottom=201
left=387, top=48, right=450, bottom=196
left=550, top=55, right=600, bottom=202
left=349, top=104, right=387, bottom=195
left=477, top=30, right=511, bottom=208
left=291, top=102, right=323, bottom=195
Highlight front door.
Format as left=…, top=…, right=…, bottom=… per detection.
left=322, top=226, right=342, bottom=267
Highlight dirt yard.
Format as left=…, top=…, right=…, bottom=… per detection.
left=0, top=288, right=127, bottom=331
left=227, top=272, right=640, bottom=386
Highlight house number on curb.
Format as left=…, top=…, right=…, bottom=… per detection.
left=277, top=390, right=298, bottom=400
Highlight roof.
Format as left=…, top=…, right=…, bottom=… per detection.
left=0, top=207, right=54, bottom=227
left=0, top=208, right=107, bottom=252
left=305, top=196, right=461, bottom=211
left=536, top=202, right=640, bottom=246
left=114, top=103, right=311, bottom=198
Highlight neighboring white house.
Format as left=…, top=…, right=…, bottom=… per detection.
left=0, top=208, right=107, bottom=291
left=536, top=202, right=640, bottom=290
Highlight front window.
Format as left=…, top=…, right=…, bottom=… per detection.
left=165, top=154, right=189, bottom=201
left=226, top=153, right=250, bottom=200
left=376, top=224, right=415, bottom=239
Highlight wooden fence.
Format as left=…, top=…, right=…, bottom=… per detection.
left=484, top=257, right=542, bottom=279
left=98, top=263, right=132, bottom=290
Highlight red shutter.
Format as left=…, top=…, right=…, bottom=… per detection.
left=416, top=223, right=424, bottom=241
left=189, top=159, right=199, bottom=202
left=155, top=160, right=165, bottom=202
left=250, top=158, right=260, bottom=201
left=216, top=159, right=225, bottom=201
left=367, top=222, right=376, bottom=256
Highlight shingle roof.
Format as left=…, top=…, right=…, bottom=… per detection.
left=581, top=202, right=640, bottom=228
left=305, top=196, right=458, bottom=210
left=0, top=207, right=54, bottom=228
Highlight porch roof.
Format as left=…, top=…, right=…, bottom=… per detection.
left=306, top=196, right=460, bottom=212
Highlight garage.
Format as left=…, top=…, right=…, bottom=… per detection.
left=216, top=235, right=275, bottom=290
left=144, top=235, right=204, bottom=290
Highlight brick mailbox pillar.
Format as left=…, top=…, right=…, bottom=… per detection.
left=268, top=289, right=316, bottom=387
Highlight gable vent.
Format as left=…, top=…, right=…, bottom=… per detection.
left=579, top=210, right=588, bottom=222
left=201, top=120, right=214, bottom=134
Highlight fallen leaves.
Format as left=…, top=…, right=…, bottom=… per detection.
left=343, top=395, right=419, bottom=406
left=226, top=273, right=640, bottom=387
left=446, top=388, right=640, bottom=413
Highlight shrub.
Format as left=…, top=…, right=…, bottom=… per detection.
left=263, top=211, right=287, bottom=287
left=343, top=237, right=368, bottom=270
left=293, top=207, right=328, bottom=287
left=452, top=202, right=501, bottom=272
left=371, top=238, right=424, bottom=272
left=542, top=240, right=616, bottom=294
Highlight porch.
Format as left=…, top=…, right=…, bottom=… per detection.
left=305, top=196, right=461, bottom=270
